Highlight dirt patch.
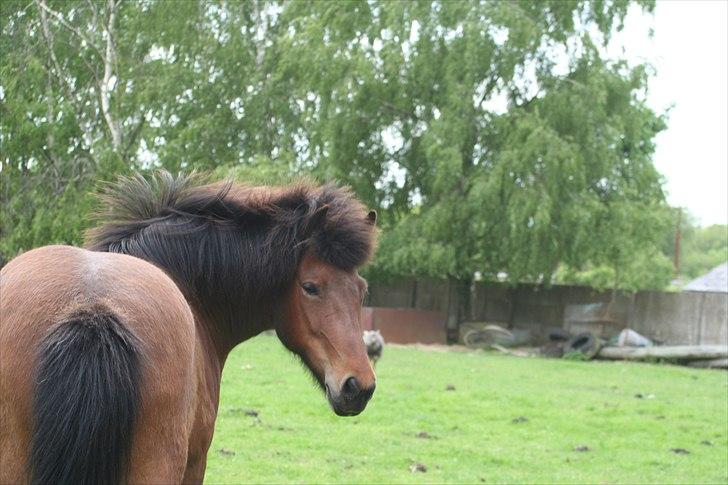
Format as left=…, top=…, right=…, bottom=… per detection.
left=388, top=343, right=471, bottom=353
left=229, top=407, right=260, bottom=417
left=670, top=448, right=690, bottom=455
left=388, top=342, right=542, bottom=357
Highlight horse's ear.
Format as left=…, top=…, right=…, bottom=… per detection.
left=366, top=210, right=377, bottom=225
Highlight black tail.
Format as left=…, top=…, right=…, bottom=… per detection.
left=30, top=306, right=140, bottom=485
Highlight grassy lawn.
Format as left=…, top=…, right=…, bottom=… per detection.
left=205, top=333, right=728, bottom=484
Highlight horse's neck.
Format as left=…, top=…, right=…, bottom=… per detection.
left=191, top=305, right=277, bottom=366
left=188, top=313, right=225, bottom=456
left=189, top=310, right=274, bottom=430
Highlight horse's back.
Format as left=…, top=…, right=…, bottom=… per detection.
left=0, top=244, right=195, bottom=358
left=0, top=245, right=197, bottom=483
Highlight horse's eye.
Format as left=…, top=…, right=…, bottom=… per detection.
left=301, top=282, right=319, bottom=296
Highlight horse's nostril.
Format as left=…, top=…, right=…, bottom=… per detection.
left=363, top=381, right=376, bottom=400
left=331, top=377, right=375, bottom=415
left=343, top=377, right=359, bottom=398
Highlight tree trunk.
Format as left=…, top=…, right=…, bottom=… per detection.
left=100, top=0, right=122, bottom=153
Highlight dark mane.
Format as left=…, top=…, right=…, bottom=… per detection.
left=85, top=172, right=376, bottom=331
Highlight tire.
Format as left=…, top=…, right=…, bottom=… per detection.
left=548, top=328, right=571, bottom=342
left=463, top=329, right=494, bottom=349
left=564, top=332, right=601, bottom=360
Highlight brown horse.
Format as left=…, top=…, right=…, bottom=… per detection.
left=0, top=172, right=378, bottom=484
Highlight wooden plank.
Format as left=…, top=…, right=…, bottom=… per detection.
left=686, top=358, right=728, bottom=369
left=597, top=345, right=728, bottom=361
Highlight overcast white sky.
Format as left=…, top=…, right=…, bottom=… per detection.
left=611, top=0, right=727, bottom=226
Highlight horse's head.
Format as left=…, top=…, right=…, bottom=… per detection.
left=277, top=208, right=377, bottom=417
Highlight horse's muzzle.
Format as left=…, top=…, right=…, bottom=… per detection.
left=326, top=376, right=376, bottom=416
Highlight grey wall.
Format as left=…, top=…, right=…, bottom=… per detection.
left=367, top=279, right=728, bottom=345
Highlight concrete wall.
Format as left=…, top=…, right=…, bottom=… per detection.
left=362, top=307, right=448, bottom=345
left=629, top=291, right=728, bottom=345
left=366, top=279, right=728, bottom=346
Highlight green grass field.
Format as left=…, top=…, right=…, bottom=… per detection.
left=205, top=333, right=728, bottom=484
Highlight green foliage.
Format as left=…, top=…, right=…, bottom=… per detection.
left=1, top=0, right=673, bottom=290
left=680, top=224, right=728, bottom=280
left=0, top=180, right=96, bottom=257
left=658, top=208, right=727, bottom=282
left=213, top=155, right=301, bottom=187
left=206, top=333, right=728, bottom=484
left=562, top=350, right=589, bottom=361
left=555, top=247, right=675, bottom=291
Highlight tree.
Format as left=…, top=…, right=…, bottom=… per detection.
left=1, top=0, right=671, bottom=291
left=270, top=1, right=668, bottom=289
left=1, top=0, right=151, bottom=254
left=677, top=222, right=728, bottom=280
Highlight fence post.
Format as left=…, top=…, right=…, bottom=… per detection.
left=446, top=277, right=471, bottom=344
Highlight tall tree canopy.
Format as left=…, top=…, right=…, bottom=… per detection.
left=1, top=0, right=672, bottom=289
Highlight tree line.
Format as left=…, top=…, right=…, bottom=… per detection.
left=3, top=0, right=716, bottom=290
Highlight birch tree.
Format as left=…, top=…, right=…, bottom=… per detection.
left=1, top=0, right=673, bottom=290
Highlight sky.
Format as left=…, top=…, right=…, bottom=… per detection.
left=611, top=1, right=727, bottom=226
